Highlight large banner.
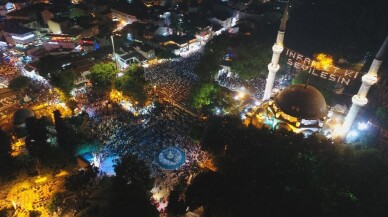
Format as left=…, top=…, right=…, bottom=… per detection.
left=283, top=48, right=361, bottom=86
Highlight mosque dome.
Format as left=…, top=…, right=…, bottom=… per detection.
left=13, top=108, right=35, bottom=126
left=274, top=84, right=328, bottom=120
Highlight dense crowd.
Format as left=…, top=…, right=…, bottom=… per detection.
left=144, top=51, right=201, bottom=105
left=0, top=63, right=20, bottom=85
left=80, top=90, right=209, bottom=211
left=217, top=72, right=267, bottom=99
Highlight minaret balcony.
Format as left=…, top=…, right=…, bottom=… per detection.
left=351, top=95, right=368, bottom=106
left=361, top=74, right=378, bottom=86
left=268, top=63, right=280, bottom=72
left=272, top=44, right=284, bottom=53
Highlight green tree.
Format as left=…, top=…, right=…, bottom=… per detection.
left=89, top=62, right=118, bottom=91
left=8, top=76, right=30, bottom=91
left=188, top=83, right=216, bottom=110
left=51, top=69, right=76, bottom=95
left=114, top=66, right=148, bottom=107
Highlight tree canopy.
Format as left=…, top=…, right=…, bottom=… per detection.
left=50, top=69, right=76, bottom=95
left=114, top=65, right=148, bottom=107
left=114, top=154, right=153, bottom=190
left=37, top=55, right=61, bottom=77
left=188, top=83, right=216, bottom=111
left=188, top=83, right=238, bottom=115
left=8, top=76, right=30, bottom=91
left=185, top=116, right=388, bottom=217
left=0, top=129, right=13, bottom=178
left=89, top=62, right=118, bottom=91
left=25, top=117, right=51, bottom=161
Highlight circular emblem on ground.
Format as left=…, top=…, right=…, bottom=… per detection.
left=155, top=147, right=186, bottom=170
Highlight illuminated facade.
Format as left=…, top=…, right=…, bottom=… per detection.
left=263, top=6, right=288, bottom=100
left=3, top=25, right=36, bottom=47
left=339, top=36, right=388, bottom=139
left=249, top=84, right=328, bottom=136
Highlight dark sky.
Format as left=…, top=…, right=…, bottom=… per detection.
left=285, top=0, right=388, bottom=58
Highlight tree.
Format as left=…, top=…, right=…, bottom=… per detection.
left=104, top=154, right=158, bottom=217
left=8, top=76, right=30, bottom=91
left=64, top=166, right=99, bottom=209
left=65, top=166, right=98, bottom=192
left=156, top=48, right=178, bottom=59
left=50, top=69, right=76, bottom=95
left=25, top=117, right=51, bottom=161
left=0, top=129, right=13, bottom=178
left=114, top=154, right=153, bottom=190
left=188, top=83, right=216, bottom=111
left=36, top=55, right=61, bottom=77
left=200, top=116, right=243, bottom=155
left=53, top=110, right=77, bottom=155
left=166, top=189, right=187, bottom=217
left=114, top=65, right=149, bottom=107
left=89, top=62, right=118, bottom=91
left=185, top=121, right=388, bottom=217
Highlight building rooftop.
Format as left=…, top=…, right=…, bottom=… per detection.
left=274, top=84, right=328, bottom=120
left=3, top=24, right=34, bottom=34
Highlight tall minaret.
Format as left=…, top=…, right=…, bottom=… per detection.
left=263, top=6, right=289, bottom=101
left=339, top=36, right=388, bottom=139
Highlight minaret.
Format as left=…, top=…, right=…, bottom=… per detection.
left=263, top=6, right=289, bottom=101
left=339, top=36, right=388, bottom=139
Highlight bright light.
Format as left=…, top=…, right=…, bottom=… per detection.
left=348, top=130, right=358, bottom=138
left=12, top=34, right=34, bottom=40
left=357, top=122, right=368, bottom=131
left=240, top=114, right=246, bottom=120
left=117, top=72, right=124, bottom=77
left=234, top=95, right=239, bottom=100
left=216, top=108, right=221, bottom=115
left=255, top=101, right=261, bottom=106
left=313, top=53, right=334, bottom=70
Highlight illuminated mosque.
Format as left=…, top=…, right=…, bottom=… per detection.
left=249, top=6, right=329, bottom=136
left=248, top=84, right=328, bottom=136
left=247, top=5, right=388, bottom=140
left=245, top=3, right=388, bottom=140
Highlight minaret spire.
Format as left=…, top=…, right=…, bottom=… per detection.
left=338, top=36, right=388, bottom=140
left=279, top=5, right=289, bottom=33
left=263, top=5, right=289, bottom=101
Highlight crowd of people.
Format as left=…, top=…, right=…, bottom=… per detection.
left=144, top=51, right=201, bottom=106
left=72, top=51, right=216, bottom=204
left=0, top=63, right=19, bottom=86
left=88, top=99, right=209, bottom=179
left=7, top=178, right=62, bottom=217
left=217, top=72, right=267, bottom=99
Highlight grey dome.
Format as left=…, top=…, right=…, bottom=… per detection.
left=13, top=108, right=35, bottom=125
left=274, top=84, right=328, bottom=119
